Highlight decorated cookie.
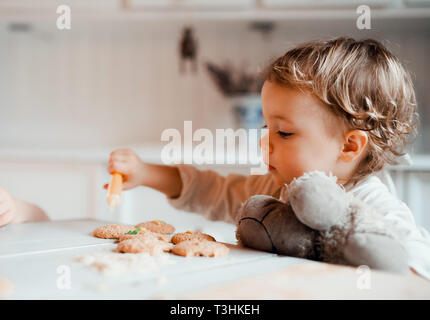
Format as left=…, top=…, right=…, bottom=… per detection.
left=118, top=228, right=170, bottom=243
left=171, top=231, right=216, bottom=245
left=135, top=220, right=175, bottom=234
left=93, top=224, right=135, bottom=239
left=172, top=240, right=229, bottom=258
left=117, top=238, right=173, bottom=256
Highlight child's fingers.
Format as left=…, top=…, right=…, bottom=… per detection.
left=108, top=159, right=128, bottom=169
left=105, top=179, right=131, bottom=190
left=121, top=181, right=135, bottom=191
left=0, top=210, right=13, bottom=226
left=111, top=148, right=131, bottom=155
left=108, top=165, right=126, bottom=175
left=108, top=154, right=130, bottom=165
left=0, top=189, right=6, bottom=201
left=0, top=202, right=9, bottom=214
left=110, top=149, right=127, bottom=158
left=109, top=149, right=134, bottom=161
left=108, top=162, right=129, bottom=175
left=110, top=154, right=130, bottom=163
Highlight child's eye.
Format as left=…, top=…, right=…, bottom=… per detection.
left=261, top=124, right=268, bottom=129
left=277, top=131, right=293, bottom=138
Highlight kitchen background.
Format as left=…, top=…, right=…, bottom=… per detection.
left=0, top=0, right=429, bottom=242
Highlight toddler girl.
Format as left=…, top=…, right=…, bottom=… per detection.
left=107, top=37, right=430, bottom=279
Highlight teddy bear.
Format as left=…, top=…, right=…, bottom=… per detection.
left=235, top=171, right=410, bottom=274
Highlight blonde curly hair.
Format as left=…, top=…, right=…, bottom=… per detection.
left=264, top=37, right=419, bottom=184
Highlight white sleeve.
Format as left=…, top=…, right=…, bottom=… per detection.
left=348, top=175, right=430, bottom=280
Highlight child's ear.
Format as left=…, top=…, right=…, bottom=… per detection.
left=339, top=130, right=368, bottom=162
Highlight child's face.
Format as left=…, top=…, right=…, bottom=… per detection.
left=261, top=81, right=344, bottom=186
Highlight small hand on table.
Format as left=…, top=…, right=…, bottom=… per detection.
left=0, top=187, right=16, bottom=227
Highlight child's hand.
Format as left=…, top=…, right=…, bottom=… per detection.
left=0, top=187, right=16, bottom=227
left=106, top=149, right=146, bottom=191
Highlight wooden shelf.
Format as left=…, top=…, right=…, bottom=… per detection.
left=1, top=2, right=430, bottom=22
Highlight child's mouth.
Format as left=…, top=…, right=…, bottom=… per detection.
left=268, top=165, right=275, bottom=171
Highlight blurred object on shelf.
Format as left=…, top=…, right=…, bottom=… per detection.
left=205, top=61, right=264, bottom=129
left=231, top=94, right=263, bottom=129
left=7, top=22, right=32, bottom=33
left=205, top=61, right=263, bottom=96
left=249, top=21, right=276, bottom=41
left=179, top=26, right=198, bottom=74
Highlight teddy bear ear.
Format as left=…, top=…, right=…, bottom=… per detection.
left=236, top=218, right=274, bottom=252
left=235, top=195, right=278, bottom=252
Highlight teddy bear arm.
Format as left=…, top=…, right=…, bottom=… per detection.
left=342, top=233, right=409, bottom=274
left=236, top=195, right=316, bottom=258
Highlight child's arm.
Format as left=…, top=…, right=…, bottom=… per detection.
left=107, top=149, right=278, bottom=223
left=0, top=187, right=49, bottom=226
left=0, top=186, right=17, bottom=227
left=12, top=199, right=49, bottom=224
left=107, top=149, right=183, bottom=198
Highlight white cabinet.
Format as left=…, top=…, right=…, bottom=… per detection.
left=3, top=0, right=430, bottom=21
left=128, top=0, right=254, bottom=8
left=0, top=0, right=120, bottom=10
left=263, top=0, right=393, bottom=9
left=404, top=0, right=430, bottom=8
left=389, top=169, right=430, bottom=230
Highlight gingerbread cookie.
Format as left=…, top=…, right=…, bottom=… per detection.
left=135, top=220, right=175, bottom=234
left=93, top=224, right=135, bottom=239
left=117, top=238, right=172, bottom=256
left=171, top=231, right=215, bottom=245
left=118, top=228, right=170, bottom=243
left=172, top=240, right=229, bottom=258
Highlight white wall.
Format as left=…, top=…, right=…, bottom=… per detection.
left=0, top=16, right=429, bottom=233
left=0, top=17, right=429, bottom=152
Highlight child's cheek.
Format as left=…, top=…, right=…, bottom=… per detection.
left=277, top=157, right=305, bottom=184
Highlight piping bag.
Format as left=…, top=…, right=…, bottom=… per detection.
left=106, top=173, right=123, bottom=212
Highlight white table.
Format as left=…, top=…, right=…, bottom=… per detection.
left=1, top=219, right=429, bottom=299
left=0, top=219, right=304, bottom=299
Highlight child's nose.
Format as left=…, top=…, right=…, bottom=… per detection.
left=259, top=133, right=272, bottom=152
left=259, top=133, right=272, bottom=165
